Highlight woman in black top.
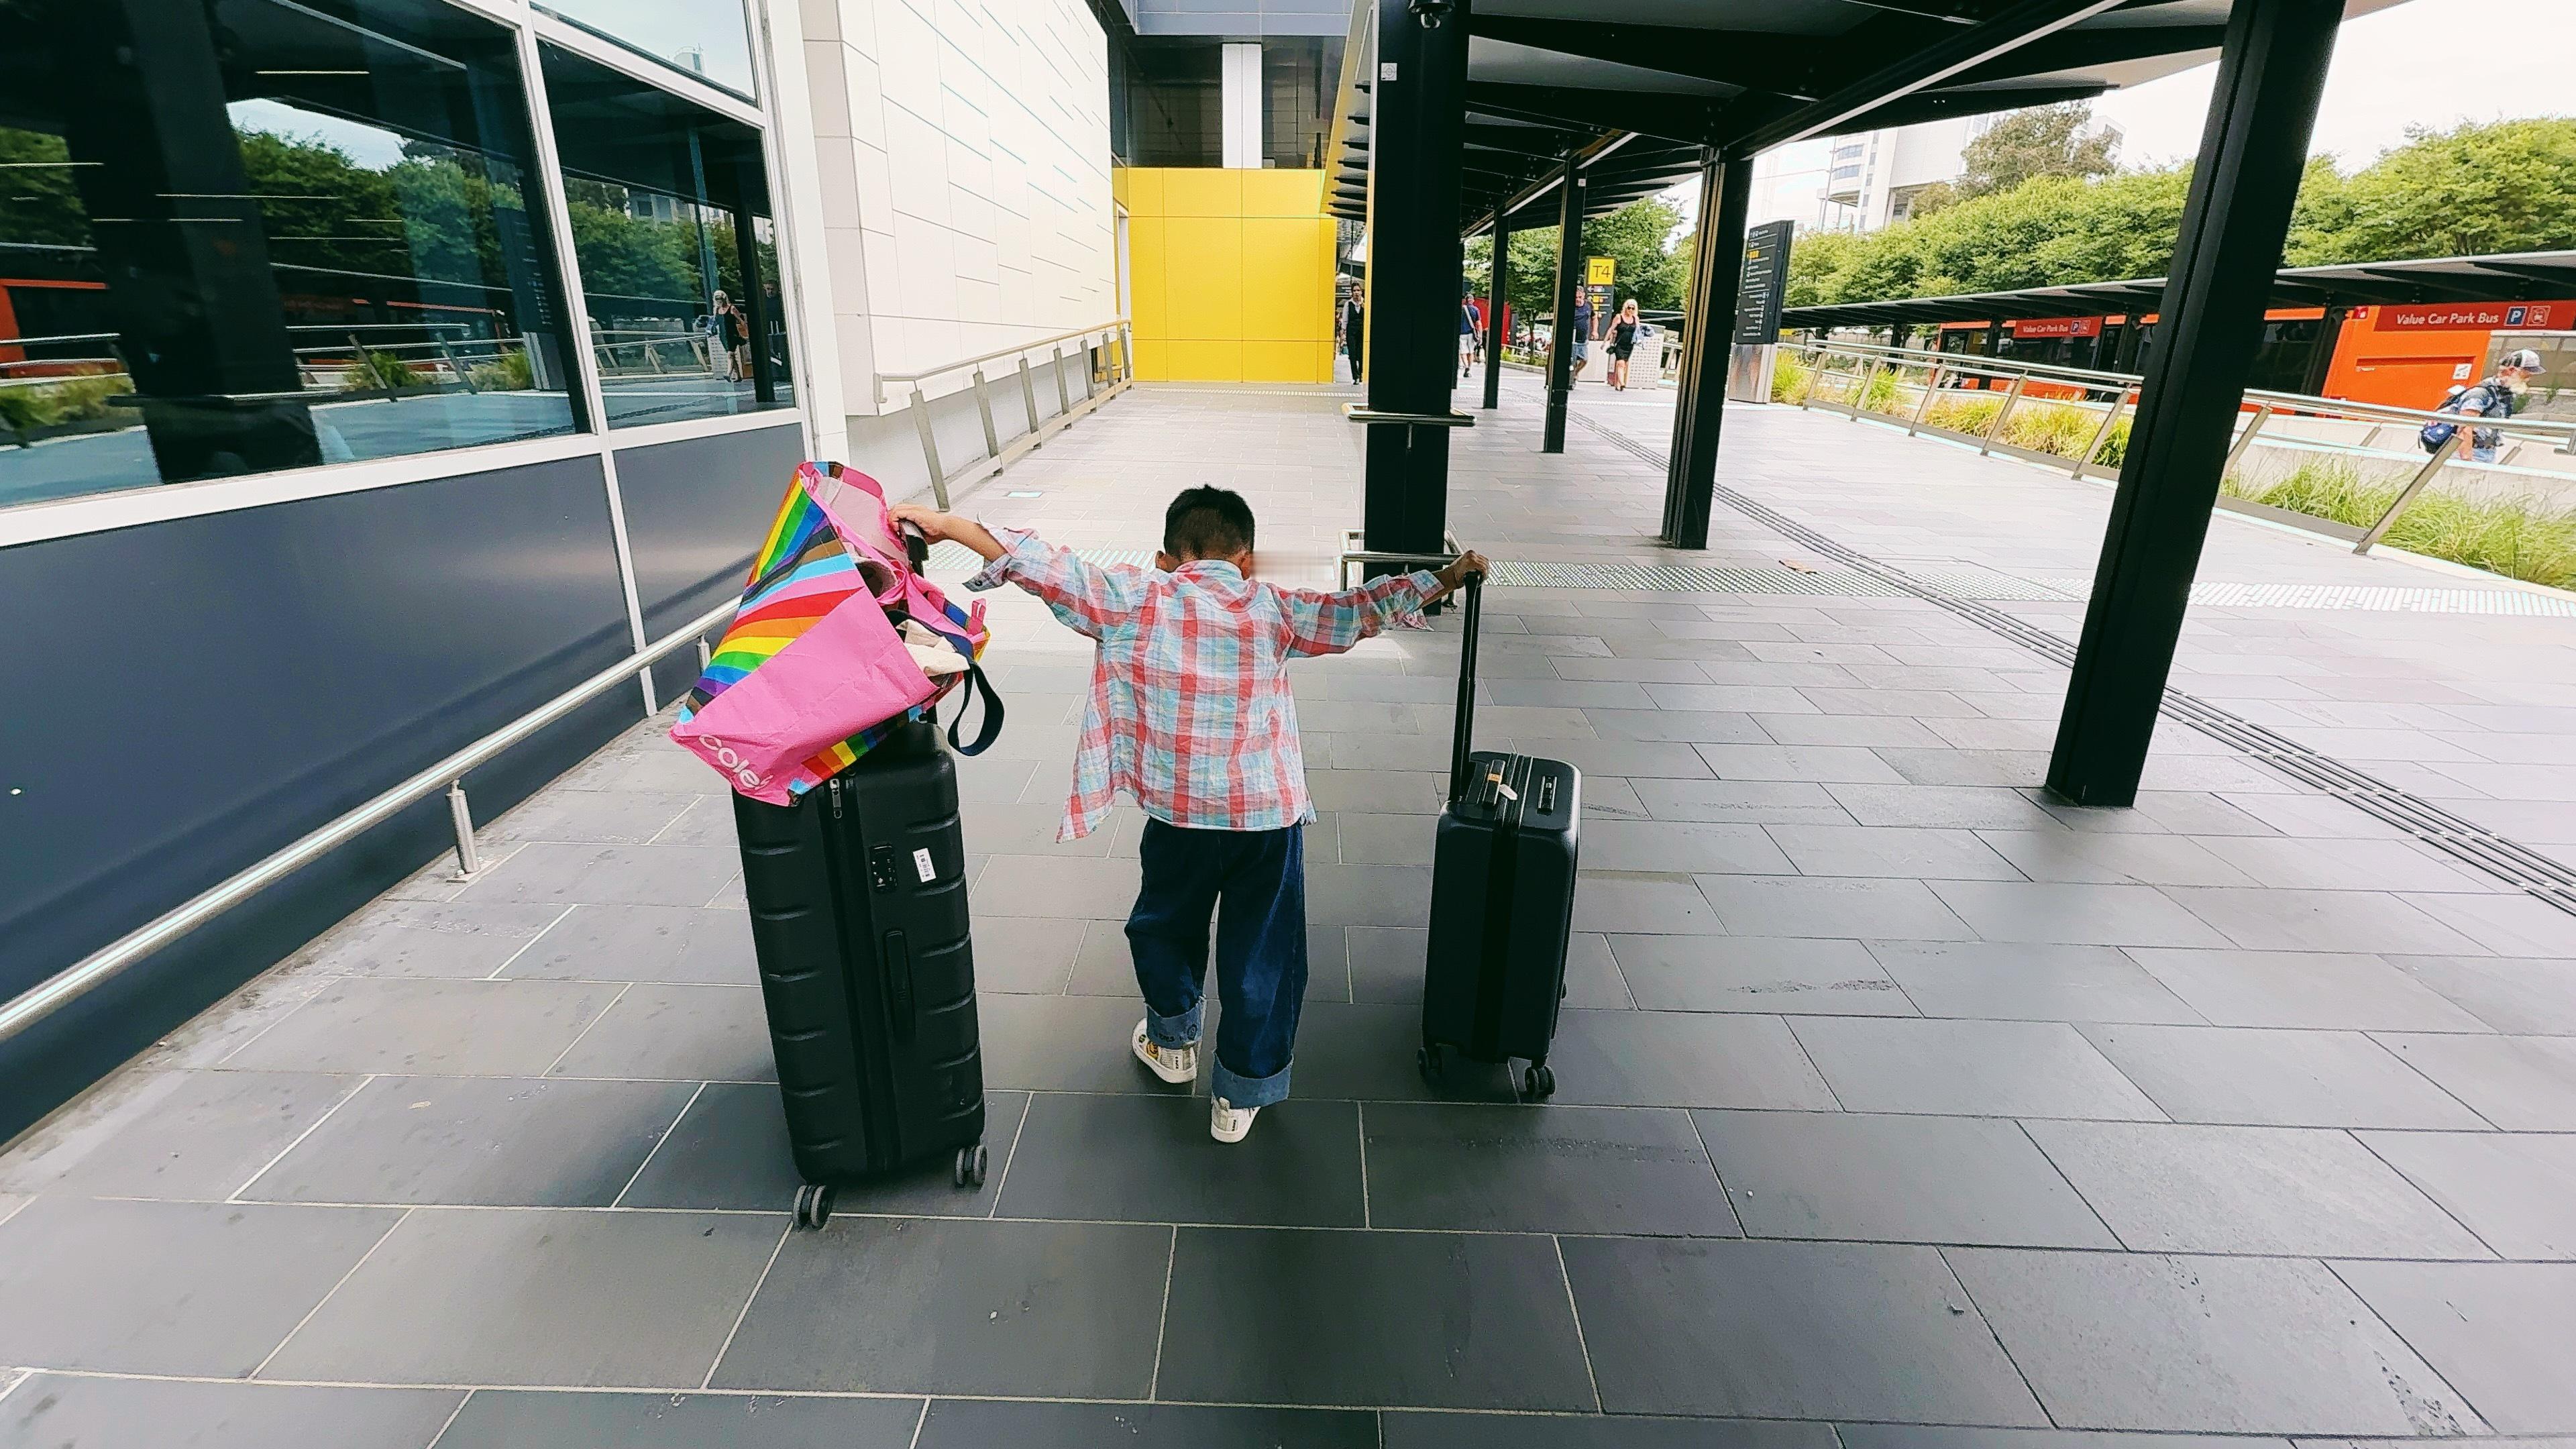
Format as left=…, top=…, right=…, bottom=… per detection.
left=1607, top=299, right=1641, bottom=391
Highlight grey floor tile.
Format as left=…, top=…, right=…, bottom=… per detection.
left=1695, top=744, right=1907, bottom=784
left=1384, top=1411, right=1835, bottom=1448
left=1697, top=1110, right=2116, bottom=1248
left=1696, top=875, right=1974, bottom=941
left=1926, top=881, right=2230, bottom=948
left=1508, top=737, right=1716, bottom=779
left=1631, top=778, right=1854, bottom=825
left=460, top=843, right=739, bottom=908
left=1610, top=934, right=1913, bottom=1016
left=1573, top=873, right=1729, bottom=934
left=1362, top=1102, right=1737, bottom=1236
left=917, top=1399, right=1377, bottom=1449
left=1825, top=784, right=2067, bottom=830
left=2192, top=835, right=2497, bottom=893
left=2393, top=955, right=2576, bottom=1034
left=223, top=977, right=624, bottom=1075
left=2359, top=1130, right=2576, bottom=1259
left=1560, top=1236, right=2046, bottom=1423
left=484, top=790, right=698, bottom=845
left=297, top=900, right=572, bottom=978
left=1865, top=941, right=2202, bottom=1024
left=1560, top=932, right=1636, bottom=1008
left=1156, top=1227, right=1595, bottom=1410
left=1337, top=812, right=1440, bottom=865
left=502, top=904, right=759, bottom=985
left=619, top=1083, right=1025, bottom=1217
left=971, top=855, right=1142, bottom=919
left=1765, top=824, right=2022, bottom=880
left=0, top=1068, right=359, bottom=1198
left=2373, top=1034, right=2576, bottom=1128
left=1307, top=863, right=1436, bottom=928
left=2023, top=1120, right=2490, bottom=1258
left=2157, top=888, right=2483, bottom=955
left=959, top=800, right=1119, bottom=855
left=2078, top=1024, right=2489, bottom=1128
left=0, top=1375, right=462, bottom=1449
left=1293, top=1002, right=1520, bottom=1104
left=2124, top=949, right=2494, bottom=1031
left=1972, top=830, right=2258, bottom=886
left=647, top=793, right=740, bottom=847
left=264, top=1208, right=784, bottom=1387
left=1578, top=820, right=1794, bottom=874
left=0, top=1197, right=400, bottom=1376
left=1834, top=1428, right=2272, bottom=1449
left=1587, top=708, right=1770, bottom=744
left=711, top=1218, right=1166, bottom=1396
left=978, top=993, right=1183, bottom=1094
left=1789, top=1017, right=2163, bottom=1120
left=240, top=1075, right=696, bottom=1208
left=434, top=1390, right=924, bottom=1448
left=1347, top=924, right=1428, bottom=1003
left=2331, top=1260, right=2576, bottom=1433
left=1546, top=1010, right=1839, bottom=1110
left=967, top=916, right=1086, bottom=993
left=2402, top=891, right=2576, bottom=958
left=549, top=983, right=775, bottom=1083
left=995, top=1094, right=1363, bottom=1226
left=1948, top=1248, right=2484, bottom=1434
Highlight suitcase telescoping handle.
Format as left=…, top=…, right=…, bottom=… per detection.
left=1448, top=569, right=1484, bottom=806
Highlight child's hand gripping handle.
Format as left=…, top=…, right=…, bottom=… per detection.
left=1447, top=563, right=1485, bottom=808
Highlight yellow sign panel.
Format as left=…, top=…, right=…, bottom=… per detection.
left=1585, top=256, right=1615, bottom=286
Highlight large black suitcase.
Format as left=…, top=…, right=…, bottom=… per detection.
left=1419, top=574, right=1581, bottom=1102
left=732, top=719, right=986, bottom=1227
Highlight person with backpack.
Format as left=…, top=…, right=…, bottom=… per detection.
left=2422, top=348, right=2545, bottom=462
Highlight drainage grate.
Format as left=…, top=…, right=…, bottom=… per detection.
left=1485, top=559, right=2072, bottom=600
left=2034, top=579, right=2576, bottom=616
left=1572, top=411, right=2576, bottom=916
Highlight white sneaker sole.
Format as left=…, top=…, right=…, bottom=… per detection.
left=1210, top=1110, right=1256, bottom=1144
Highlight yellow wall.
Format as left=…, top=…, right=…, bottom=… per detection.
left=1115, top=168, right=1338, bottom=384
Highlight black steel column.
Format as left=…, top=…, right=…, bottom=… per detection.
left=1481, top=209, right=1509, bottom=411
left=1661, top=150, right=1751, bottom=549
left=2047, top=0, right=2343, bottom=806
left=1540, top=157, right=1583, bottom=453
left=1360, top=0, right=1472, bottom=556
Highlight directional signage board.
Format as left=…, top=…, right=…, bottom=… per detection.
left=1733, top=220, right=1794, bottom=346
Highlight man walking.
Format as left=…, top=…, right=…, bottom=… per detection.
left=2426, top=348, right=2546, bottom=463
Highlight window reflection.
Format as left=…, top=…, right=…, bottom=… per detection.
left=0, top=0, right=582, bottom=508
left=540, top=43, right=792, bottom=428
left=536, top=0, right=755, bottom=99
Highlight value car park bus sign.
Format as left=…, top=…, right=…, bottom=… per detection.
left=2364, top=302, right=2563, bottom=331
left=2008, top=317, right=2104, bottom=339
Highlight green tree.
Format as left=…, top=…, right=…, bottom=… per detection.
left=2308, top=117, right=2576, bottom=262
left=0, top=126, right=90, bottom=248
left=1464, top=197, right=1687, bottom=329
left=1953, top=101, right=2120, bottom=201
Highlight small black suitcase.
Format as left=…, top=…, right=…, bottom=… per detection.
left=1419, top=573, right=1581, bottom=1101
left=732, top=719, right=986, bottom=1227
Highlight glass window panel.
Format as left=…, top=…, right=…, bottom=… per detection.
left=1261, top=39, right=1339, bottom=171
left=539, top=42, right=792, bottom=428
left=535, top=0, right=755, bottom=99
left=0, top=0, right=582, bottom=510
left=1126, top=44, right=1220, bottom=169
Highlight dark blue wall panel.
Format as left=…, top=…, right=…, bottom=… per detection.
left=614, top=421, right=808, bottom=645
left=1, top=456, right=639, bottom=1137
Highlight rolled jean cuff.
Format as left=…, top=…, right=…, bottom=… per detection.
left=1146, top=1000, right=1201, bottom=1049
left=1212, top=1057, right=1291, bottom=1109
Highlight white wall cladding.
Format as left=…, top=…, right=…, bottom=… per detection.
left=787, top=0, right=1116, bottom=422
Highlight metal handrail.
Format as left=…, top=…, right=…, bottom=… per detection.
left=0, top=600, right=736, bottom=1049
left=875, top=317, right=1136, bottom=508
left=875, top=317, right=1132, bottom=396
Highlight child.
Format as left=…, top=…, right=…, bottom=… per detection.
left=892, top=489, right=1485, bottom=1142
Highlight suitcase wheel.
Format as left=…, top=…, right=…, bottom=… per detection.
left=1416, top=1042, right=1445, bottom=1083
left=953, top=1143, right=988, bottom=1189
left=793, top=1183, right=836, bottom=1230
left=1519, top=1064, right=1556, bottom=1103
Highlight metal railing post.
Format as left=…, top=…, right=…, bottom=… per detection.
left=1850, top=357, right=1884, bottom=418
left=1980, top=373, right=2027, bottom=455
left=2220, top=404, right=2275, bottom=484
left=2355, top=430, right=2465, bottom=555
left=910, top=384, right=950, bottom=509
left=1016, top=356, right=1041, bottom=432
left=1081, top=339, right=1097, bottom=401
left=696, top=637, right=712, bottom=670
left=445, top=780, right=482, bottom=880
left=1051, top=347, right=1071, bottom=414
left=972, top=368, right=1000, bottom=458
left=2074, top=385, right=2129, bottom=478
left=1906, top=364, right=1942, bottom=435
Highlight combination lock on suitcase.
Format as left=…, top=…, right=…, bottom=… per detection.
left=732, top=720, right=986, bottom=1228
left=1419, top=572, right=1581, bottom=1102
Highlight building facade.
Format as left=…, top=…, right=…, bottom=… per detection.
left=0, top=0, right=1121, bottom=1135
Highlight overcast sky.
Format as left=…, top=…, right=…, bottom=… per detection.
left=2092, top=0, right=2576, bottom=169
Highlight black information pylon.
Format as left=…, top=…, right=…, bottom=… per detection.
left=1540, top=156, right=1583, bottom=454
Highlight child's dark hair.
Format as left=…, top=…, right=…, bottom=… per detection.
left=1163, top=486, right=1256, bottom=559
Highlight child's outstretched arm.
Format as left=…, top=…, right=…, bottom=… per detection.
left=892, top=503, right=1145, bottom=641
left=1282, top=550, right=1487, bottom=657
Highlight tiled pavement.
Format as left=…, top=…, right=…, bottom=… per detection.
left=6, top=378, right=2576, bottom=1445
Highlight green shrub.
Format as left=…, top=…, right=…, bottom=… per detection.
left=1770, top=354, right=1813, bottom=404
left=2220, top=457, right=2576, bottom=590
left=1856, top=366, right=1906, bottom=415
left=0, top=372, right=132, bottom=431
left=343, top=349, right=417, bottom=392
left=1923, top=392, right=2002, bottom=435
left=469, top=347, right=535, bottom=391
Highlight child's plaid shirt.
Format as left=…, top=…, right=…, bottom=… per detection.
left=967, top=529, right=1438, bottom=841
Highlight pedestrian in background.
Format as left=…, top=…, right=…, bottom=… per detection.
left=1607, top=298, right=1640, bottom=391
left=2423, top=347, right=2544, bottom=462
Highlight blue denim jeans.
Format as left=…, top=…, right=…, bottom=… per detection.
left=1128, top=819, right=1306, bottom=1108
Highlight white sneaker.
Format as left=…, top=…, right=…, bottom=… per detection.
left=1210, top=1096, right=1259, bottom=1144
left=1131, top=1018, right=1198, bottom=1085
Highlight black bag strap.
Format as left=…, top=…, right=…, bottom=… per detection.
left=943, top=659, right=1005, bottom=755
left=1448, top=572, right=1483, bottom=806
